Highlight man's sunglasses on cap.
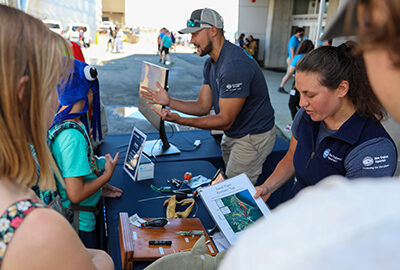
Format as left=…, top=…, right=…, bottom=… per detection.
left=187, top=19, right=213, bottom=28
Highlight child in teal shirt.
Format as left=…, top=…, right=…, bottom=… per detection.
left=160, top=30, right=173, bottom=65
left=50, top=59, right=122, bottom=248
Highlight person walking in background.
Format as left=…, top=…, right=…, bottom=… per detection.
left=106, top=26, right=114, bottom=52
left=115, top=27, right=124, bottom=53
left=236, top=33, right=245, bottom=48
left=78, top=27, right=84, bottom=47
left=157, top=27, right=166, bottom=61
left=79, top=27, right=88, bottom=48
left=160, top=30, right=173, bottom=65
left=0, top=4, right=113, bottom=269
left=285, top=40, right=315, bottom=120
left=245, top=35, right=257, bottom=58
left=170, top=31, right=176, bottom=52
left=278, top=27, right=305, bottom=94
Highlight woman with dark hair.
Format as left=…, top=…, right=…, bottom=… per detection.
left=255, top=42, right=397, bottom=200
left=219, top=2, right=400, bottom=269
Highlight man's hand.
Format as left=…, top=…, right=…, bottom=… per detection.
left=140, top=82, right=170, bottom=106
left=254, top=185, right=271, bottom=202
left=152, top=108, right=181, bottom=123
left=102, top=183, right=123, bottom=198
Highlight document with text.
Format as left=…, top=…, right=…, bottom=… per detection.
left=198, top=173, right=271, bottom=245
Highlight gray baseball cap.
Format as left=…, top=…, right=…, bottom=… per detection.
left=178, top=8, right=224, bottom=34
left=321, top=0, right=358, bottom=41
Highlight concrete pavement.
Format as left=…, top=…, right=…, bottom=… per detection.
left=82, top=33, right=294, bottom=141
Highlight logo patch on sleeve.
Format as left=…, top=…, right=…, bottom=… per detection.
left=362, top=156, right=374, bottom=167
left=224, top=82, right=243, bottom=92
left=362, top=155, right=390, bottom=170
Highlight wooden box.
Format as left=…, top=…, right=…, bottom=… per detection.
left=118, top=212, right=217, bottom=270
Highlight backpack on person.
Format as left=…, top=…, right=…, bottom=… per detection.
left=32, top=121, right=100, bottom=232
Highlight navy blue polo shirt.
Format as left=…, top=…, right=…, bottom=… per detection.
left=291, top=108, right=397, bottom=194
left=203, top=41, right=275, bottom=138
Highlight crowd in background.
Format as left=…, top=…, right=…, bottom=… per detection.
left=106, top=25, right=125, bottom=53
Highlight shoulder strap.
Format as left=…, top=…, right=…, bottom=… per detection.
left=48, top=121, right=100, bottom=176
left=47, top=121, right=100, bottom=232
left=0, top=199, right=44, bottom=267
left=29, top=144, right=56, bottom=205
left=48, top=120, right=91, bottom=153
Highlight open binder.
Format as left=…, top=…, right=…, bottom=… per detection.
left=198, top=173, right=271, bottom=245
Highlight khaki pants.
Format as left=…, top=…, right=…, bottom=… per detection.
left=221, top=126, right=276, bottom=185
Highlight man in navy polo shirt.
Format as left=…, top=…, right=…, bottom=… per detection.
left=140, top=8, right=275, bottom=184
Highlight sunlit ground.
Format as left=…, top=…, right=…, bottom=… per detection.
left=83, top=30, right=196, bottom=65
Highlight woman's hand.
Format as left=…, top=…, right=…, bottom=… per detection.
left=254, top=185, right=271, bottom=202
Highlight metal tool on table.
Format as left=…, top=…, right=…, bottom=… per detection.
left=137, top=192, right=195, bottom=203
left=176, top=230, right=204, bottom=237
left=151, top=184, right=172, bottom=194
left=167, top=178, right=183, bottom=188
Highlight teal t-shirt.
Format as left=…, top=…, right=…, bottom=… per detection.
left=52, top=127, right=102, bottom=232
left=162, top=35, right=172, bottom=49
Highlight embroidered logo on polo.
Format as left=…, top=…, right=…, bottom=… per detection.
left=362, top=155, right=390, bottom=170
left=323, top=148, right=331, bottom=159
left=362, top=156, right=374, bottom=167
left=224, top=82, right=243, bottom=92
left=322, top=148, right=342, bottom=163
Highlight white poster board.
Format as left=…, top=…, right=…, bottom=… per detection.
left=198, top=173, right=271, bottom=245
left=123, top=127, right=147, bottom=181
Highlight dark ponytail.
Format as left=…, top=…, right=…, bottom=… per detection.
left=295, top=40, right=314, bottom=55
left=297, top=41, right=386, bottom=122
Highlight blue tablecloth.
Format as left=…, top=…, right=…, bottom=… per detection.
left=98, top=130, right=292, bottom=269
left=100, top=130, right=292, bottom=210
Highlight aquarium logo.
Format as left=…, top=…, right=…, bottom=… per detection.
left=362, top=156, right=374, bottom=167
left=323, top=148, right=331, bottom=159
